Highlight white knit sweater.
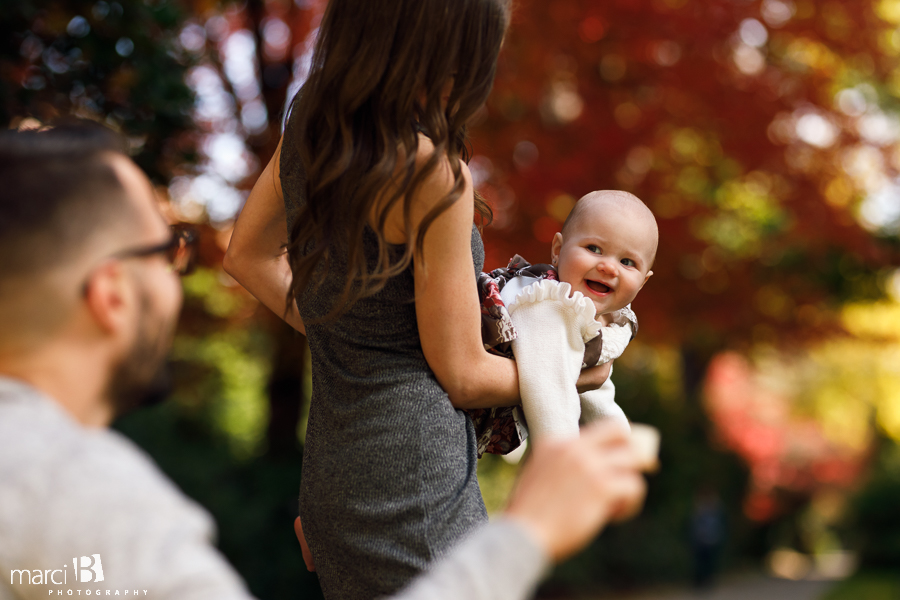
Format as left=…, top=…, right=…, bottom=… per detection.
left=502, top=279, right=633, bottom=443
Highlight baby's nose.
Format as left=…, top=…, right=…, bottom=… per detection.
left=595, top=257, right=618, bottom=275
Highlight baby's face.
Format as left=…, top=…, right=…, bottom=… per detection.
left=550, top=201, right=655, bottom=315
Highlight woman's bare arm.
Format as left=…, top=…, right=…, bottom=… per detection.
left=405, top=151, right=520, bottom=409
left=405, top=141, right=611, bottom=409
left=223, top=138, right=306, bottom=334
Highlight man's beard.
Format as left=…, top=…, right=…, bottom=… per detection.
left=105, top=289, right=176, bottom=417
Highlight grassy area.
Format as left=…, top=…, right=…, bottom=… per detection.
left=477, top=452, right=522, bottom=514
left=821, top=570, right=900, bottom=600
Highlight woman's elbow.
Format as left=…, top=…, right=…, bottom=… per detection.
left=222, top=246, right=246, bottom=282
left=425, top=345, right=515, bottom=409
left=444, top=376, right=483, bottom=409
left=437, top=352, right=517, bottom=410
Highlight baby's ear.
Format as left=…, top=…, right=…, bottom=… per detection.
left=642, top=270, right=653, bottom=287
left=550, top=232, right=564, bottom=266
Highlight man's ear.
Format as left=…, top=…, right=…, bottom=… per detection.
left=550, top=232, right=564, bottom=266
left=83, top=261, right=131, bottom=335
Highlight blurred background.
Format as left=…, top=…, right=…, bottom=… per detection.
left=3, top=0, right=900, bottom=598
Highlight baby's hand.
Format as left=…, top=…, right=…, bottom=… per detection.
left=575, top=360, right=613, bottom=394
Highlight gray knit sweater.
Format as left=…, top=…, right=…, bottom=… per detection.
left=0, top=377, right=549, bottom=600
left=0, top=377, right=252, bottom=599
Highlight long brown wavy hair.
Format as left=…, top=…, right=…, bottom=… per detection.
left=284, top=0, right=510, bottom=320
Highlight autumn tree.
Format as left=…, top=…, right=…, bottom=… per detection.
left=473, top=0, right=900, bottom=351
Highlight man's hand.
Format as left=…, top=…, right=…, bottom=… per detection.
left=575, top=360, right=613, bottom=394
left=503, top=420, right=646, bottom=563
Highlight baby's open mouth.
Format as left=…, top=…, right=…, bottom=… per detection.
left=585, top=280, right=611, bottom=294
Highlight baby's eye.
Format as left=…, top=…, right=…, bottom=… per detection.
left=621, top=258, right=636, bottom=267
left=586, top=244, right=602, bottom=254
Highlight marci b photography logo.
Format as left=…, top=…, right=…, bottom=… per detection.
left=9, top=554, right=148, bottom=596
left=75, top=555, right=104, bottom=583
left=9, top=554, right=102, bottom=586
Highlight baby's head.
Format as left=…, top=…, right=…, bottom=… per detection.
left=550, top=190, right=658, bottom=315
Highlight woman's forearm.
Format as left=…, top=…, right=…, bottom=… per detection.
left=444, top=345, right=613, bottom=410
left=224, top=250, right=306, bottom=334
left=224, top=136, right=306, bottom=334
left=446, top=350, right=521, bottom=410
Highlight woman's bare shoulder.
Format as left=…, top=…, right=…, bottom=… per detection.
left=379, top=134, right=473, bottom=243
left=411, top=133, right=472, bottom=210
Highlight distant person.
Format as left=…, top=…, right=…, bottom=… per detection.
left=224, top=0, right=624, bottom=597
left=471, top=190, right=657, bottom=456
left=690, top=487, right=726, bottom=589
left=0, top=125, right=645, bottom=600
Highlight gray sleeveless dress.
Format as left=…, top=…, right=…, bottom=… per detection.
left=280, top=130, right=489, bottom=600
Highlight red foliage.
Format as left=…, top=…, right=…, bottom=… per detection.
left=470, top=0, right=899, bottom=348
left=704, top=352, right=868, bottom=520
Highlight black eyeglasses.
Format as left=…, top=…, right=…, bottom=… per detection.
left=113, top=226, right=198, bottom=276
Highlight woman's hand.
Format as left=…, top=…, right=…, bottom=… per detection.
left=504, top=419, right=646, bottom=563
left=293, top=517, right=316, bottom=572
left=575, top=360, right=613, bottom=394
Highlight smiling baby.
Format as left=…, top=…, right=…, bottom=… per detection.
left=474, top=190, right=658, bottom=449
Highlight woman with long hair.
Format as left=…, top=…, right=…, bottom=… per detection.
left=225, top=0, right=612, bottom=596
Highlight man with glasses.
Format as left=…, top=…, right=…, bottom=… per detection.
left=0, top=124, right=249, bottom=599
left=0, top=124, right=644, bottom=600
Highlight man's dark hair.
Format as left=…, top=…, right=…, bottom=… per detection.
left=0, top=121, right=133, bottom=280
